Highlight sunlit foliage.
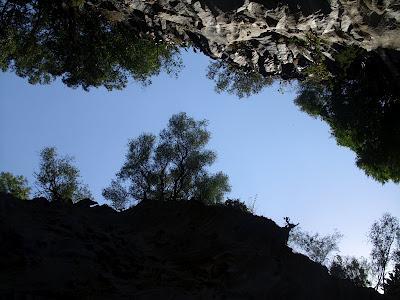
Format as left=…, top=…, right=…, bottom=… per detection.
left=0, top=0, right=182, bottom=90
left=103, top=113, right=230, bottom=209
left=35, top=147, right=92, bottom=202
left=0, top=171, right=31, bottom=199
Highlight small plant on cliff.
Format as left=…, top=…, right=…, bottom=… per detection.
left=224, top=198, right=250, bottom=213
left=0, top=171, right=31, bottom=199
left=103, top=113, right=230, bottom=210
left=34, top=147, right=92, bottom=202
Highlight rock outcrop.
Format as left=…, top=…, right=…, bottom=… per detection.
left=0, top=193, right=382, bottom=299
left=96, top=0, right=400, bottom=78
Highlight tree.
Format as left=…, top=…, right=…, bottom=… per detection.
left=368, top=213, right=400, bottom=291
left=102, top=179, right=129, bottom=211
left=206, top=60, right=273, bottom=98
left=34, top=147, right=92, bottom=202
left=0, top=0, right=182, bottom=90
left=103, top=113, right=230, bottom=209
left=329, top=255, right=370, bottom=287
left=384, top=264, right=400, bottom=299
left=0, top=171, right=31, bottom=199
left=289, top=228, right=343, bottom=265
left=295, top=49, right=400, bottom=184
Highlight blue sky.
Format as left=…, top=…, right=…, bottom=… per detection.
left=0, top=49, right=398, bottom=259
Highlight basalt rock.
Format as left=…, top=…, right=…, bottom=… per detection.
left=94, top=0, right=400, bottom=78
left=0, top=193, right=382, bottom=299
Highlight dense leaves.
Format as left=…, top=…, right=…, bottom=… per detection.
left=35, top=147, right=92, bottom=202
left=0, top=0, right=182, bottom=90
left=0, top=171, right=30, bottom=199
left=103, top=113, right=230, bottom=210
left=295, top=49, right=400, bottom=183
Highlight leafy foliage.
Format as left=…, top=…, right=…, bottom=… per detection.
left=0, top=0, right=182, bottom=90
left=329, top=255, right=370, bottom=287
left=34, top=147, right=92, bottom=202
left=0, top=171, right=31, bottom=199
left=295, top=49, right=400, bottom=183
left=103, top=113, right=230, bottom=209
left=368, top=213, right=400, bottom=290
left=206, top=60, right=273, bottom=98
left=289, top=228, right=343, bottom=265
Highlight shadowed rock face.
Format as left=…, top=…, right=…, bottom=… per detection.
left=0, top=193, right=382, bottom=299
left=103, top=0, right=400, bottom=78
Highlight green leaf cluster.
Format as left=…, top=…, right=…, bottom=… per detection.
left=103, top=113, right=230, bottom=210
left=295, top=49, right=400, bottom=183
left=0, top=0, right=182, bottom=90
left=0, top=171, right=31, bottom=199
left=35, top=147, right=92, bottom=202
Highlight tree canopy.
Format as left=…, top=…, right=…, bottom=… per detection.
left=0, top=171, right=31, bottom=199
left=289, top=227, right=343, bottom=265
left=295, top=50, right=400, bottom=184
left=103, top=112, right=230, bottom=210
left=35, top=147, right=92, bottom=202
left=206, top=60, right=274, bottom=98
left=0, top=0, right=182, bottom=90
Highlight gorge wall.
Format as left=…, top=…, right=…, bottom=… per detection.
left=99, top=0, right=400, bottom=78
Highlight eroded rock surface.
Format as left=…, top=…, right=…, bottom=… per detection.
left=100, top=0, right=400, bottom=78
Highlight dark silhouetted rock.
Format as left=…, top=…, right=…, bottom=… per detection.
left=0, top=194, right=382, bottom=299
left=74, top=198, right=98, bottom=208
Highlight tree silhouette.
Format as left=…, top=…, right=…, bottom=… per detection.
left=34, top=147, right=92, bottom=202
left=384, top=264, right=400, bottom=299
left=0, top=171, right=31, bottom=199
left=329, top=255, right=370, bottom=287
left=289, top=228, right=343, bottom=265
left=103, top=113, right=230, bottom=209
left=368, top=213, right=400, bottom=291
left=0, top=0, right=182, bottom=90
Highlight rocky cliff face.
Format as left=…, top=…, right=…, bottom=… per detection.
left=98, top=0, right=400, bottom=78
left=0, top=193, right=382, bottom=299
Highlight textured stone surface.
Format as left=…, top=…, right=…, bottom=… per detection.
left=97, top=0, right=400, bottom=78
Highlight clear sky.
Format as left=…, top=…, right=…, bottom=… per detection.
left=0, top=49, right=398, bottom=259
